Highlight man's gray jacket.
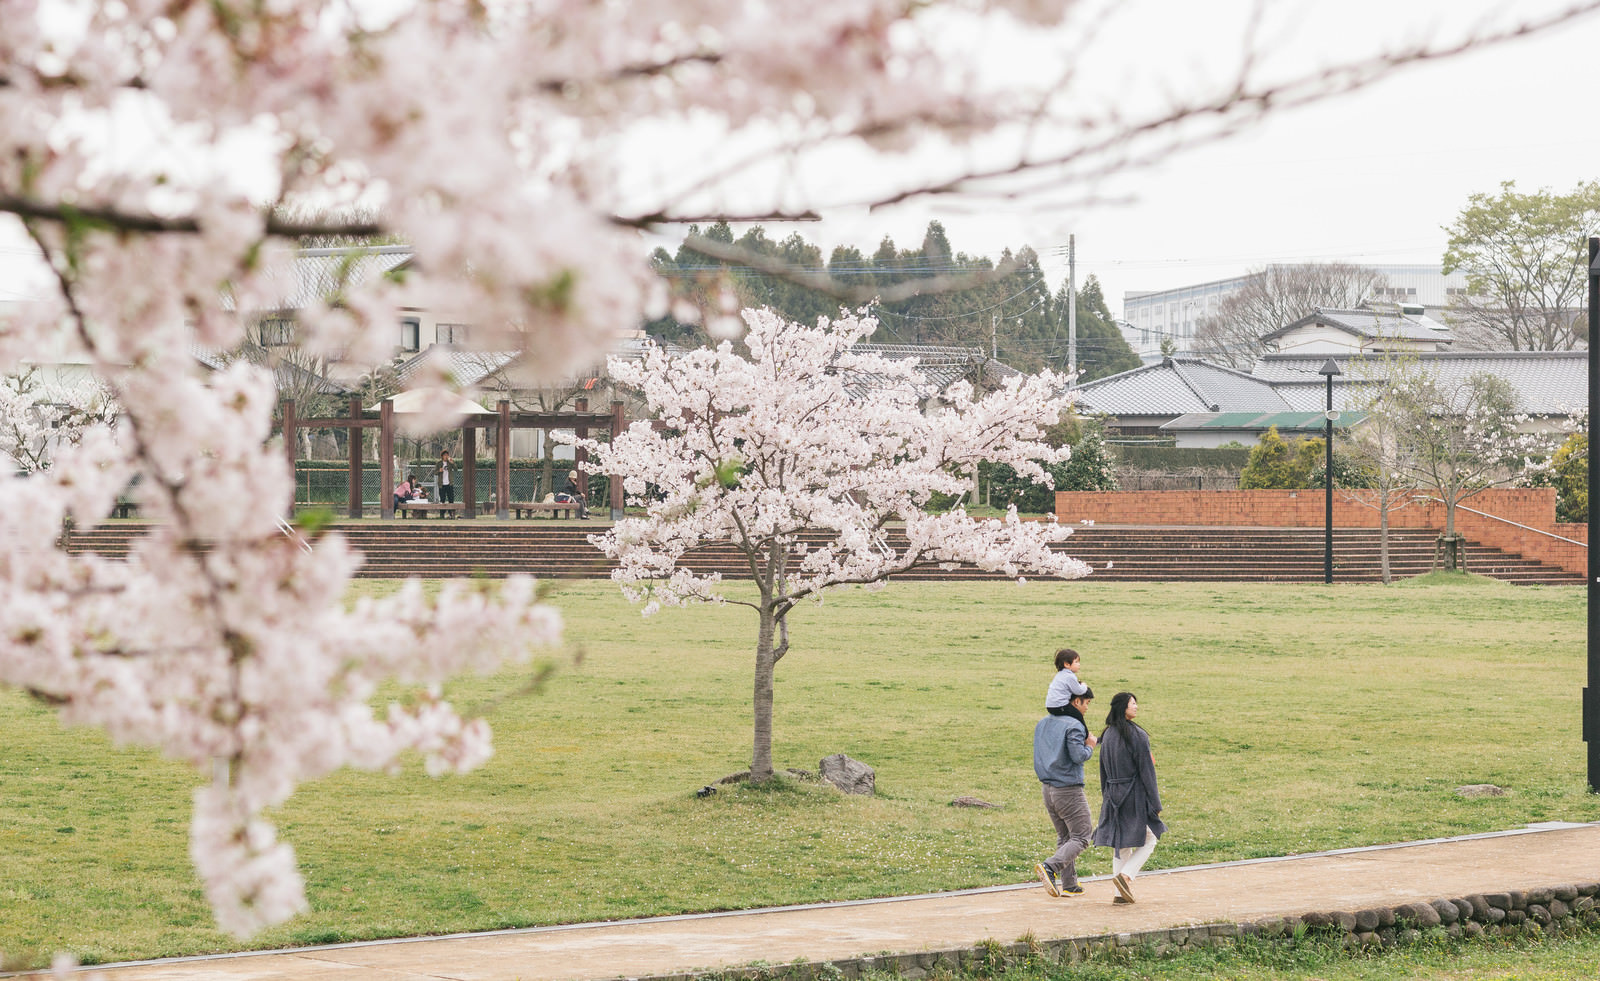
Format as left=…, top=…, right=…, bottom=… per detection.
left=1033, top=713, right=1092, bottom=787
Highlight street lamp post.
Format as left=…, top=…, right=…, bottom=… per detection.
left=1587, top=237, right=1599, bottom=792
left=1318, top=358, right=1342, bottom=585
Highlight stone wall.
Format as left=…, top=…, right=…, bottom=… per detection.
left=655, top=881, right=1599, bottom=981
left=1053, top=487, right=1588, bottom=576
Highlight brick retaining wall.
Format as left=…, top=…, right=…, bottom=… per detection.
left=1054, top=488, right=1588, bottom=576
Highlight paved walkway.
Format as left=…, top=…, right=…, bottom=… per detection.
left=80, top=823, right=1600, bottom=981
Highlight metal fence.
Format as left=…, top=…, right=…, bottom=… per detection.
left=1112, top=467, right=1241, bottom=491
left=294, top=465, right=607, bottom=510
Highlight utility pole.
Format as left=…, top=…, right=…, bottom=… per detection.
left=1067, top=234, right=1077, bottom=381
left=991, top=314, right=998, bottom=360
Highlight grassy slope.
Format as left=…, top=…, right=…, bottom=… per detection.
left=1, top=578, right=1594, bottom=966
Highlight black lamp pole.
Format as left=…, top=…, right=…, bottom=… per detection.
left=1587, top=236, right=1598, bottom=792
left=1318, top=359, right=1342, bottom=585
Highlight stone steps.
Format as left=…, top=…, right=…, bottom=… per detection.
left=62, top=523, right=1582, bottom=585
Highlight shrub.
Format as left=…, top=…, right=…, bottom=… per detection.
left=1239, top=427, right=1324, bottom=489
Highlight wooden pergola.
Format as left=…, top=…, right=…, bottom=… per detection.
left=280, top=397, right=626, bottom=519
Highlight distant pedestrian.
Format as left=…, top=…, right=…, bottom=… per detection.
left=1092, top=691, right=1166, bottom=905
left=1045, top=648, right=1087, bottom=716
left=1032, top=687, right=1097, bottom=897
left=433, top=450, right=456, bottom=504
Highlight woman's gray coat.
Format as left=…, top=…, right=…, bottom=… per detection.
left=1091, top=723, right=1166, bottom=848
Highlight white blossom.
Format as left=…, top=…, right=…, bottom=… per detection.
left=578, top=308, right=1090, bottom=781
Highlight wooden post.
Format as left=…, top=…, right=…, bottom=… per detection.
left=463, top=425, right=478, bottom=519
left=610, top=400, right=625, bottom=518
left=380, top=398, right=395, bottom=520
left=574, top=397, right=589, bottom=501
left=281, top=400, right=298, bottom=516
left=347, top=396, right=364, bottom=519
left=496, top=399, right=511, bottom=519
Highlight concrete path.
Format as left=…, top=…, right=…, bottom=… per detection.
left=77, top=823, right=1600, bottom=981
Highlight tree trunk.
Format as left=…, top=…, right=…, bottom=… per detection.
left=750, top=603, right=778, bottom=782
left=1378, top=498, right=1391, bottom=585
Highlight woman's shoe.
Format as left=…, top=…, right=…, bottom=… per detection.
left=1112, top=873, right=1135, bottom=903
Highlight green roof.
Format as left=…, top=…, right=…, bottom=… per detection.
left=1193, top=411, right=1367, bottom=431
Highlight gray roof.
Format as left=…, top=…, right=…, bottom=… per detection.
left=1255, top=352, right=1584, bottom=415
left=1261, top=307, right=1453, bottom=344
left=1268, top=378, right=1382, bottom=413
left=395, top=348, right=520, bottom=388
left=1072, top=358, right=1291, bottom=417
left=248, top=246, right=414, bottom=312
left=193, top=345, right=353, bottom=395
left=838, top=344, right=1022, bottom=399
left=395, top=335, right=694, bottom=390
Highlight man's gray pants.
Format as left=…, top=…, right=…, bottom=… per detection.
left=1041, top=783, right=1092, bottom=887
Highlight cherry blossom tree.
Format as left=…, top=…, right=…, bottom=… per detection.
left=579, top=308, right=1091, bottom=783
left=0, top=366, right=117, bottom=473
left=5, top=0, right=1600, bottom=942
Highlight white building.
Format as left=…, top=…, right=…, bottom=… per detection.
left=1259, top=307, right=1454, bottom=356
left=1119, top=264, right=1470, bottom=361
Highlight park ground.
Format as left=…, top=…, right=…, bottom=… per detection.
left=2, top=576, right=1596, bottom=971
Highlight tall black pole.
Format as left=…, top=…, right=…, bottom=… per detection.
left=1586, top=236, right=1599, bottom=792
left=1324, top=373, right=1334, bottom=584
left=1319, top=358, right=1341, bottom=584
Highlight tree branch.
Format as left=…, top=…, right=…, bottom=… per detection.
left=0, top=193, right=384, bottom=240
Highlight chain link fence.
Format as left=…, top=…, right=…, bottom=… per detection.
left=294, top=463, right=608, bottom=511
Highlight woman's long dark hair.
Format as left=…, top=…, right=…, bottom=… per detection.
left=1103, top=691, right=1144, bottom=745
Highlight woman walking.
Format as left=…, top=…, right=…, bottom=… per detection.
left=1092, top=691, right=1165, bottom=904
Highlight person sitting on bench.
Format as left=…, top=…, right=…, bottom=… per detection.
left=556, top=469, right=590, bottom=519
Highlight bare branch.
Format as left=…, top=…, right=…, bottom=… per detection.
left=0, top=193, right=384, bottom=240
left=611, top=210, right=821, bottom=229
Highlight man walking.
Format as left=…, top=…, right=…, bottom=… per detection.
left=1033, top=687, right=1097, bottom=897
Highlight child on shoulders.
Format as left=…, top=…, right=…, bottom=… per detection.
left=1045, top=648, right=1088, bottom=717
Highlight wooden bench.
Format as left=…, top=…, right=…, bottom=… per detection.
left=506, top=501, right=575, bottom=519
left=396, top=502, right=463, bottom=518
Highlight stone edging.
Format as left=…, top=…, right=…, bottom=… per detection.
left=634, top=881, right=1600, bottom=981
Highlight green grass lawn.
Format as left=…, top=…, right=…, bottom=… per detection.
left=2, top=578, right=1595, bottom=968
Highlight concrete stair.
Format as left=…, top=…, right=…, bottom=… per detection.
left=62, top=522, right=1583, bottom=585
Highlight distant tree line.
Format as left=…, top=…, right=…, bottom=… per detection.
left=646, top=220, right=1142, bottom=382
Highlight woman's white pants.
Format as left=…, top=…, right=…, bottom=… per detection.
left=1111, top=829, right=1158, bottom=879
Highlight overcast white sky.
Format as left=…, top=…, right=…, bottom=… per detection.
left=4, top=0, right=1597, bottom=321
left=739, top=0, right=1600, bottom=318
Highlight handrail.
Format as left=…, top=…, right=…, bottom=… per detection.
left=1417, top=496, right=1585, bottom=547
left=275, top=515, right=314, bottom=554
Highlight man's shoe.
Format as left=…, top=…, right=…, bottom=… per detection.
left=1059, top=882, right=1085, bottom=896
left=1113, top=895, right=1133, bottom=904
left=1034, top=863, right=1060, bottom=897
left=1112, top=873, right=1135, bottom=903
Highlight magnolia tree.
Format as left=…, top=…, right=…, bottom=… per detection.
left=4, top=0, right=1600, bottom=943
left=1336, top=356, right=1420, bottom=585
left=579, top=308, right=1092, bottom=782
left=1383, top=369, right=1562, bottom=568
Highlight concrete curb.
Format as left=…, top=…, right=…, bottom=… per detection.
left=641, top=881, right=1600, bottom=981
